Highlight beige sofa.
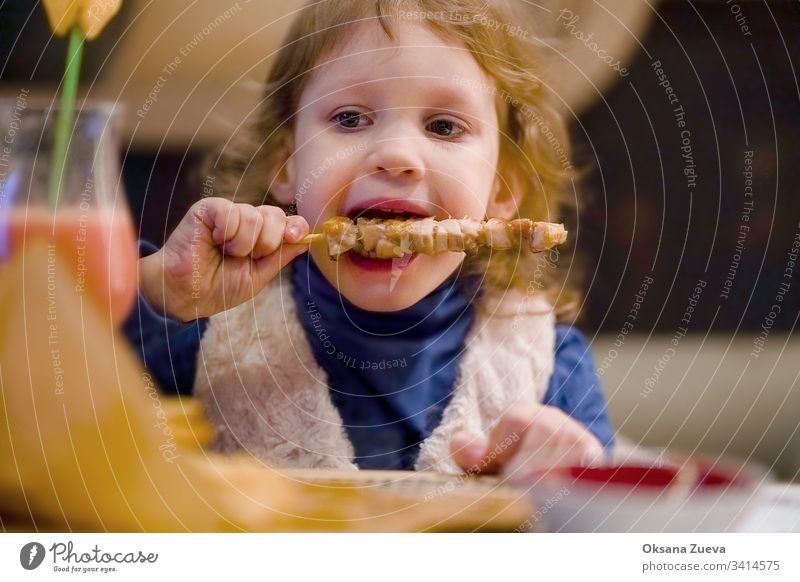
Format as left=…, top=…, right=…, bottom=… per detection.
left=591, top=333, right=799, bottom=481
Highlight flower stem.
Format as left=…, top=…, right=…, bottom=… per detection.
left=48, top=25, right=84, bottom=210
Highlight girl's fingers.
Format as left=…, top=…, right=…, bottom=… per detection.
left=450, top=403, right=605, bottom=478
left=283, top=214, right=310, bottom=243
left=196, top=198, right=238, bottom=246
left=503, top=427, right=605, bottom=485
left=249, top=209, right=310, bottom=287
left=476, top=405, right=535, bottom=474
left=222, top=204, right=264, bottom=257
left=252, top=211, right=309, bottom=259
left=450, top=405, right=536, bottom=475
left=194, top=199, right=307, bottom=259
left=251, top=206, right=288, bottom=259
left=449, top=431, right=489, bottom=472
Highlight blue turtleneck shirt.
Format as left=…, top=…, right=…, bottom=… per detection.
left=291, top=254, right=476, bottom=469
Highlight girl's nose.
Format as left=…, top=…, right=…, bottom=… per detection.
left=369, top=133, right=426, bottom=181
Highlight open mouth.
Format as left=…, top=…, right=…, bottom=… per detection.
left=341, top=204, right=429, bottom=271
left=342, top=207, right=427, bottom=271
left=345, top=250, right=417, bottom=272
left=345, top=207, right=430, bottom=222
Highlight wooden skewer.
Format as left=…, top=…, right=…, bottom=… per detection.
left=299, top=233, right=325, bottom=245
left=294, top=221, right=567, bottom=251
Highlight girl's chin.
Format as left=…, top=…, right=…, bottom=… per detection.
left=316, top=251, right=459, bottom=312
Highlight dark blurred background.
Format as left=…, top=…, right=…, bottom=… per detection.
left=3, top=0, right=796, bottom=334
left=573, top=0, right=800, bottom=335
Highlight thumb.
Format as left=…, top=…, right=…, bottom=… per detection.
left=251, top=243, right=308, bottom=290
left=450, top=431, right=488, bottom=474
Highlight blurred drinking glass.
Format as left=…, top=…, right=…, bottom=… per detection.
left=0, top=100, right=137, bottom=324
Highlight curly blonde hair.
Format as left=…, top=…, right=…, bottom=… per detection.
left=213, top=0, right=578, bottom=320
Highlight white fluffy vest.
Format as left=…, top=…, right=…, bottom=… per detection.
left=194, top=274, right=555, bottom=474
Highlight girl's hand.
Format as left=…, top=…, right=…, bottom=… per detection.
left=138, top=197, right=309, bottom=321
left=449, top=402, right=605, bottom=480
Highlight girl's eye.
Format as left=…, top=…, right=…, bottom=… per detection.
left=332, top=110, right=369, bottom=129
left=428, top=118, right=467, bottom=138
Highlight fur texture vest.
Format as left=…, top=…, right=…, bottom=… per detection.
left=194, top=275, right=555, bottom=474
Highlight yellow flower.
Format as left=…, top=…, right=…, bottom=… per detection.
left=42, top=0, right=122, bottom=41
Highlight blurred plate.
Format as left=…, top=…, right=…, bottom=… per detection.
left=524, top=456, right=768, bottom=532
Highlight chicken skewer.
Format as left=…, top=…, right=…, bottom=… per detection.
left=299, top=216, right=567, bottom=259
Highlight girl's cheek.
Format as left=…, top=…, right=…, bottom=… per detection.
left=443, top=193, right=490, bottom=219
left=298, top=188, right=339, bottom=228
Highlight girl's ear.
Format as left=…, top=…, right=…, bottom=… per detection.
left=486, top=173, right=522, bottom=219
left=267, top=139, right=296, bottom=206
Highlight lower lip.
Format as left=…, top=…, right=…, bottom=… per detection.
left=345, top=252, right=418, bottom=272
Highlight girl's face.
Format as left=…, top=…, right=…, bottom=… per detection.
left=274, top=20, right=502, bottom=311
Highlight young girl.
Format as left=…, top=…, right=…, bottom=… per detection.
left=126, top=0, right=613, bottom=475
